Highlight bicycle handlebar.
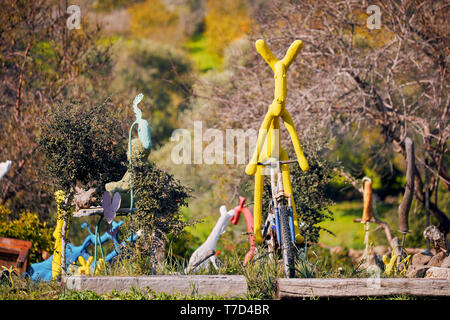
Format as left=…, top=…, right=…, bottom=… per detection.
left=257, top=159, right=298, bottom=166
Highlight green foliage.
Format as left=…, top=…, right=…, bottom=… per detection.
left=304, top=245, right=359, bottom=279
left=131, top=158, right=191, bottom=236
left=39, top=100, right=127, bottom=193
left=0, top=206, right=53, bottom=263
left=204, top=0, right=251, bottom=56
left=319, top=201, right=366, bottom=249
left=289, top=139, right=336, bottom=243
left=186, top=34, right=222, bottom=72
left=328, top=127, right=406, bottom=200
left=0, top=0, right=117, bottom=215
left=124, top=157, right=194, bottom=265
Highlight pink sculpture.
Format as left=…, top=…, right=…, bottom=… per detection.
left=230, top=196, right=256, bottom=266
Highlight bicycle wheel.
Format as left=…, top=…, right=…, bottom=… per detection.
left=279, top=205, right=296, bottom=278
left=262, top=214, right=277, bottom=262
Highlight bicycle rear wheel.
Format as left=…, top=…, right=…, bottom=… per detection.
left=279, top=205, right=296, bottom=278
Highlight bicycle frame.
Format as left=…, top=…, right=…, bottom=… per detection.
left=259, top=158, right=297, bottom=247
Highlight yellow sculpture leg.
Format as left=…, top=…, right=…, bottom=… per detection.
left=51, top=218, right=63, bottom=280
left=280, top=149, right=304, bottom=244
left=78, top=256, right=94, bottom=276
left=246, top=112, right=274, bottom=176
left=253, top=165, right=264, bottom=244
left=269, top=116, right=280, bottom=158
left=281, top=109, right=309, bottom=171
left=52, top=190, right=67, bottom=280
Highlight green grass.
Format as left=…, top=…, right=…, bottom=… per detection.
left=318, top=201, right=395, bottom=250
left=0, top=200, right=427, bottom=301
left=319, top=201, right=366, bottom=250
left=0, top=242, right=427, bottom=300
left=185, top=34, right=222, bottom=72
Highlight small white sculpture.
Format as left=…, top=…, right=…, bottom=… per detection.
left=0, top=160, right=12, bottom=181
left=186, top=205, right=235, bottom=273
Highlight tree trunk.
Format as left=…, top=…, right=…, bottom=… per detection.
left=398, top=137, right=415, bottom=234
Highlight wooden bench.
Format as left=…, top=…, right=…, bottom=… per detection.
left=0, top=237, right=32, bottom=274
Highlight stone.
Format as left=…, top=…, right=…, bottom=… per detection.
left=441, top=256, right=450, bottom=268
left=424, top=226, right=448, bottom=253
left=373, top=245, right=388, bottom=256
left=425, top=267, right=450, bottom=280
left=427, top=251, right=449, bottom=267
left=329, top=246, right=343, bottom=254
left=72, top=187, right=97, bottom=211
left=406, top=265, right=430, bottom=278
left=411, top=252, right=433, bottom=266
left=348, top=248, right=363, bottom=260
left=405, top=248, right=428, bottom=255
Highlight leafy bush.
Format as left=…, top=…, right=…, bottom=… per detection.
left=289, top=139, right=336, bottom=243
left=0, top=205, right=53, bottom=263
left=123, top=157, right=194, bottom=272
left=39, top=100, right=127, bottom=193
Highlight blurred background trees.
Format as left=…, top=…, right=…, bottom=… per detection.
left=0, top=0, right=447, bottom=259
left=0, top=0, right=114, bottom=216
left=198, top=0, right=449, bottom=236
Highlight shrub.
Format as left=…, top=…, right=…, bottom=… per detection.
left=123, top=157, right=194, bottom=272
left=39, top=100, right=127, bottom=194
left=289, top=139, right=336, bottom=244
left=0, top=205, right=53, bottom=263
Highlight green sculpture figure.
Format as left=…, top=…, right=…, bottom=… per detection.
left=105, top=93, right=152, bottom=208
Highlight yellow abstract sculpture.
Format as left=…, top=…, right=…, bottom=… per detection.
left=246, top=39, right=309, bottom=244
left=382, top=251, right=411, bottom=276
left=94, top=258, right=105, bottom=276
left=52, top=190, right=70, bottom=280
left=78, top=256, right=94, bottom=276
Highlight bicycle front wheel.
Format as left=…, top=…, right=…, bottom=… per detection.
left=279, top=205, right=296, bottom=278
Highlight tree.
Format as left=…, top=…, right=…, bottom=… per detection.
left=0, top=0, right=113, bottom=215
left=39, top=100, right=127, bottom=194
left=204, top=0, right=252, bottom=56
left=126, top=157, right=192, bottom=274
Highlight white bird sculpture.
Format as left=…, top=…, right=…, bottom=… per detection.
left=0, top=160, right=12, bottom=181
left=186, top=205, right=235, bottom=273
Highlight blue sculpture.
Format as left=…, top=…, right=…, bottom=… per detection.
left=25, top=221, right=138, bottom=282
left=131, top=93, right=152, bottom=150
left=105, top=93, right=152, bottom=209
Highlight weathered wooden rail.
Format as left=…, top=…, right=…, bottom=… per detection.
left=277, top=278, right=450, bottom=299
left=63, top=275, right=248, bottom=297
left=62, top=275, right=450, bottom=299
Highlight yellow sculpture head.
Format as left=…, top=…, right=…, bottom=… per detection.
left=255, top=39, right=303, bottom=115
